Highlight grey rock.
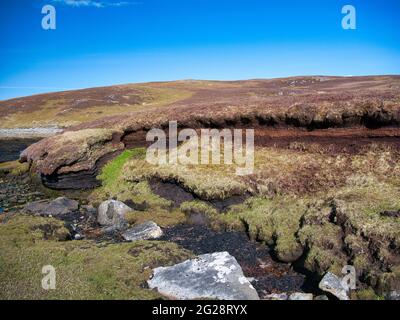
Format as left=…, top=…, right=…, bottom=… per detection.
left=319, top=272, right=349, bottom=300
left=314, top=295, right=329, bottom=300
left=24, top=197, right=79, bottom=216
left=289, top=292, right=313, bottom=300
left=97, top=200, right=131, bottom=230
left=122, top=221, right=163, bottom=241
left=148, top=252, right=260, bottom=300
left=387, top=291, right=400, bottom=300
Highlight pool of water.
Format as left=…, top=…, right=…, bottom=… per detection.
left=0, top=138, right=39, bottom=163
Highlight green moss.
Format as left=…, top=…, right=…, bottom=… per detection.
left=221, top=196, right=306, bottom=262
left=375, top=266, right=400, bottom=294
left=0, top=161, right=29, bottom=176
left=98, top=148, right=146, bottom=186
left=303, top=246, right=346, bottom=275
left=353, top=289, right=384, bottom=300
left=0, top=214, right=193, bottom=300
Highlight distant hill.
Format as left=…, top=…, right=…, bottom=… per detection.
left=1, top=75, right=399, bottom=130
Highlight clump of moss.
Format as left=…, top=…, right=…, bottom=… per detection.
left=0, top=214, right=193, bottom=300
left=180, top=200, right=218, bottom=217
left=352, top=288, right=383, bottom=300
left=221, top=196, right=306, bottom=262
left=0, top=161, right=29, bottom=176
left=298, top=221, right=347, bottom=274
left=373, top=266, right=400, bottom=295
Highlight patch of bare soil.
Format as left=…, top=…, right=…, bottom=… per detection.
left=149, top=179, right=249, bottom=210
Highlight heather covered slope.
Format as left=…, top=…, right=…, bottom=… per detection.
left=1, top=76, right=400, bottom=130
left=0, top=83, right=193, bottom=129
left=10, top=75, right=400, bottom=185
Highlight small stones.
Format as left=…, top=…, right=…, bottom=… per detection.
left=314, top=295, right=329, bottom=300
left=288, top=292, right=314, bottom=300
left=122, top=221, right=163, bottom=242
left=319, top=272, right=349, bottom=300
left=0, top=173, right=46, bottom=212
left=264, top=293, right=288, bottom=300
left=148, top=252, right=260, bottom=300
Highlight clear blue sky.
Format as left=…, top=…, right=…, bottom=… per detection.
left=0, top=0, right=399, bottom=100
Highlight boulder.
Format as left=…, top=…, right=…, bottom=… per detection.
left=122, top=221, right=163, bottom=241
left=319, top=272, right=349, bottom=300
left=24, top=197, right=79, bottom=217
left=148, top=252, right=260, bottom=300
left=288, top=292, right=313, bottom=300
left=97, top=200, right=131, bottom=230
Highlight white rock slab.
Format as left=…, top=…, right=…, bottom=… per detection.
left=319, top=272, right=349, bottom=300
left=148, top=252, right=260, bottom=300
